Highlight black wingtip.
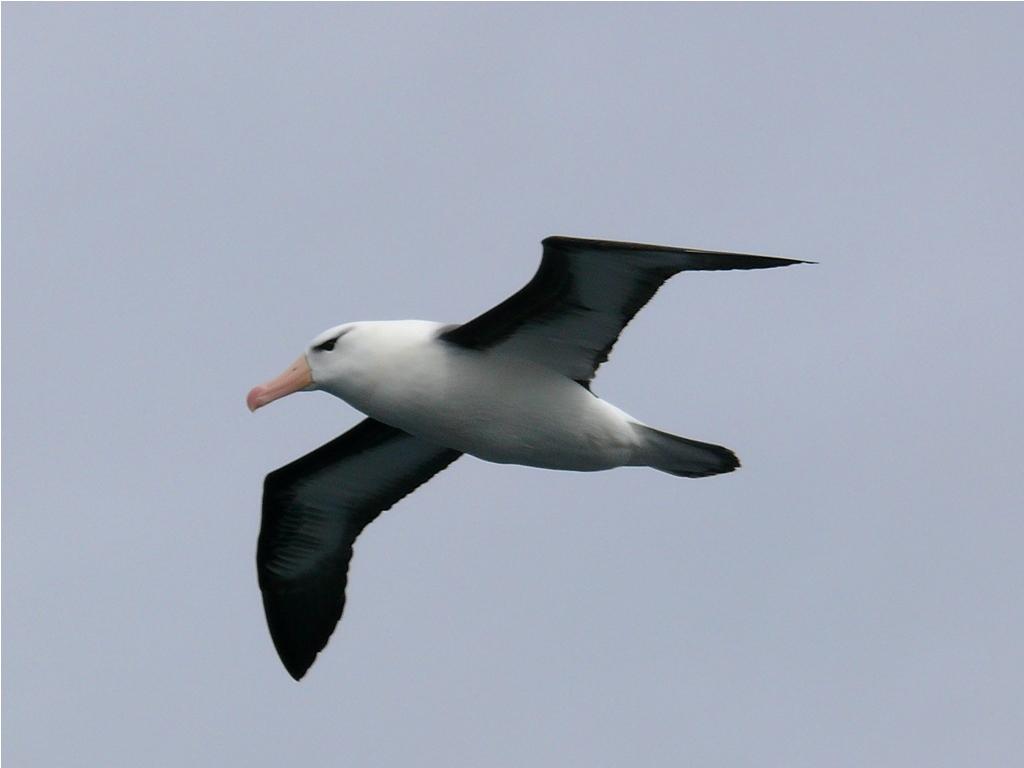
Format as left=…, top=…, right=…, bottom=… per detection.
left=261, top=586, right=345, bottom=682
left=271, top=626, right=320, bottom=681
left=541, top=235, right=816, bottom=268
left=273, top=629, right=322, bottom=681
left=762, top=257, right=817, bottom=267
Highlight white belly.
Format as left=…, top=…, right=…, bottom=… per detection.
left=323, top=324, right=641, bottom=471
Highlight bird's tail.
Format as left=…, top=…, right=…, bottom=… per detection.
left=631, top=423, right=740, bottom=478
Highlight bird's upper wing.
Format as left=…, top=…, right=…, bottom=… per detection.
left=257, top=418, right=461, bottom=680
left=440, top=236, right=809, bottom=384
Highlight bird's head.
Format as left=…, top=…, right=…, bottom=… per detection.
left=246, top=323, right=358, bottom=411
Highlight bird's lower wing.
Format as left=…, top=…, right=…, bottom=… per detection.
left=257, top=418, right=461, bottom=679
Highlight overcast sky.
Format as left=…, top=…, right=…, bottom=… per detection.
left=4, top=4, right=1022, bottom=766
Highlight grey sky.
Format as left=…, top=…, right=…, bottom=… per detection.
left=3, top=4, right=1022, bottom=766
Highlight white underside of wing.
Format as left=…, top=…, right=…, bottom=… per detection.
left=483, top=261, right=644, bottom=380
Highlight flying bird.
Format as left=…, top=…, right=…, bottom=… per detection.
left=247, top=236, right=809, bottom=679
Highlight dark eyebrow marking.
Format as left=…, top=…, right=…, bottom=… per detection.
left=313, top=329, right=349, bottom=352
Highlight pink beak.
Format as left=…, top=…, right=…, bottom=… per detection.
left=247, top=355, right=314, bottom=412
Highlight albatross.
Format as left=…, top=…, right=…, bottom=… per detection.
left=247, top=235, right=809, bottom=679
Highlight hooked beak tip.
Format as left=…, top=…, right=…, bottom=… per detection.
left=246, top=387, right=265, bottom=412
left=246, top=355, right=313, bottom=413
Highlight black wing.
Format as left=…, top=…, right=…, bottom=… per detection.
left=441, top=236, right=810, bottom=384
left=257, top=418, right=461, bottom=680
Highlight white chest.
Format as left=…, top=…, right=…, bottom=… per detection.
left=321, top=322, right=639, bottom=470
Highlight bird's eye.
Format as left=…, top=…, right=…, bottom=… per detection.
left=314, top=338, right=338, bottom=352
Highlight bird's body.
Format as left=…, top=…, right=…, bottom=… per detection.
left=247, top=235, right=811, bottom=679
left=317, top=320, right=640, bottom=471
